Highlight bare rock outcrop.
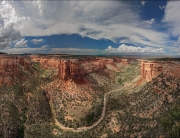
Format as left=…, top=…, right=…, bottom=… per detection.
left=59, top=59, right=85, bottom=82
left=0, top=56, right=31, bottom=86
left=30, top=56, right=60, bottom=68
left=141, top=60, right=180, bottom=81
left=31, top=55, right=135, bottom=83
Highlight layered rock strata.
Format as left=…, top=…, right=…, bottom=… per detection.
left=0, top=56, right=31, bottom=86
left=141, top=60, right=180, bottom=81
left=30, top=56, right=134, bottom=83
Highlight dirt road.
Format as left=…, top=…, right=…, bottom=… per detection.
left=50, top=87, right=123, bottom=132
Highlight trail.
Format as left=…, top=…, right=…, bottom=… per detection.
left=50, top=87, right=124, bottom=132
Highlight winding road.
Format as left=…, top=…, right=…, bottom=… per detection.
left=50, top=87, right=123, bottom=132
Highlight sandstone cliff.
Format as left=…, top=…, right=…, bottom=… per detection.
left=59, top=58, right=132, bottom=83
left=0, top=55, right=31, bottom=86
left=30, top=55, right=134, bottom=83
left=30, top=56, right=60, bottom=68
left=141, top=60, right=180, bottom=81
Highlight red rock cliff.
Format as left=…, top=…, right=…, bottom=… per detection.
left=30, top=56, right=60, bottom=68
left=59, top=58, right=132, bottom=82
left=31, top=56, right=135, bottom=83
left=59, top=59, right=85, bottom=82
left=0, top=56, right=31, bottom=86
left=141, top=60, right=180, bottom=81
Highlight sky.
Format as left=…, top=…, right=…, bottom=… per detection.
left=0, top=0, right=179, bottom=56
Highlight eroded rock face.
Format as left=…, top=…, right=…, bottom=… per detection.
left=0, top=56, right=31, bottom=86
left=59, top=59, right=85, bottom=83
left=141, top=60, right=180, bottom=81
left=30, top=56, right=60, bottom=68
left=59, top=58, right=133, bottom=83
left=31, top=55, right=134, bottom=83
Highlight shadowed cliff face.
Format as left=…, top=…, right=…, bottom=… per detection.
left=141, top=60, right=180, bottom=81
left=0, top=56, right=32, bottom=86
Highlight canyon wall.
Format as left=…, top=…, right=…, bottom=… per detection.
left=141, top=60, right=180, bottom=81
left=59, top=57, right=135, bottom=83
left=30, top=56, right=133, bottom=83
left=0, top=55, right=31, bottom=86
left=30, top=56, right=60, bottom=68
left=1, top=55, right=180, bottom=86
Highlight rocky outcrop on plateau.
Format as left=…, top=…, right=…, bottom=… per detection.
left=141, top=60, right=180, bottom=81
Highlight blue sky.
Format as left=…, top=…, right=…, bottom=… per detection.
left=0, top=0, right=179, bottom=56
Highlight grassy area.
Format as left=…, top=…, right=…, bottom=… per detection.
left=116, top=62, right=140, bottom=86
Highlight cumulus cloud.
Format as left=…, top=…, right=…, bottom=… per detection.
left=0, top=0, right=176, bottom=54
left=0, top=1, right=170, bottom=49
left=104, top=44, right=164, bottom=54
left=0, top=23, right=21, bottom=48
left=32, top=39, right=44, bottom=44
left=0, top=1, right=28, bottom=48
left=14, top=38, right=27, bottom=47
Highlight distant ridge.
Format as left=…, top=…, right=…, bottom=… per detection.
left=0, top=52, right=6, bottom=54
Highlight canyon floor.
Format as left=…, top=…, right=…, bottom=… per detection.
left=0, top=55, right=179, bottom=138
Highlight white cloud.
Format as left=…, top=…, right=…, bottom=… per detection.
left=159, top=5, right=165, bottom=10
left=14, top=38, right=27, bottom=47
left=144, top=18, right=155, bottom=25
left=104, top=44, right=164, bottom=54
left=141, top=1, right=146, bottom=6
left=41, top=45, right=49, bottom=49
left=163, top=1, right=180, bottom=37
left=0, top=1, right=28, bottom=48
left=32, top=39, right=44, bottom=44
left=0, top=0, right=176, bottom=53
left=1, top=1, right=169, bottom=48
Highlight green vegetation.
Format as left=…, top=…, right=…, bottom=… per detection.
left=0, top=57, right=180, bottom=138
left=161, top=104, right=180, bottom=137
left=116, top=62, right=140, bottom=86
left=86, top=112, right=95, bottom=125
left=0, top=61, right=53, bottom=138
left=118, top=78, right=122, bottom=85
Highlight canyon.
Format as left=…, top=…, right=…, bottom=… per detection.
left=0, top=54, right=179, bottom=88
left=0, top=54, right=180, bottom=137
left=30, top=55, right=135, bottom=83
left=1, top=54, right=180, bottom=86
left=31, top=55, right=180, bottom=83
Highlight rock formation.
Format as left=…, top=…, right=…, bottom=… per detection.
left=30, top=56, right=60, bottom=68
left=59, top=59, right=85, bottom=82
left=141, top=60, right=180, bottom=81
left=0, top=55, right=31, bottom=86
left=30, top=55, right=135, bottom=83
